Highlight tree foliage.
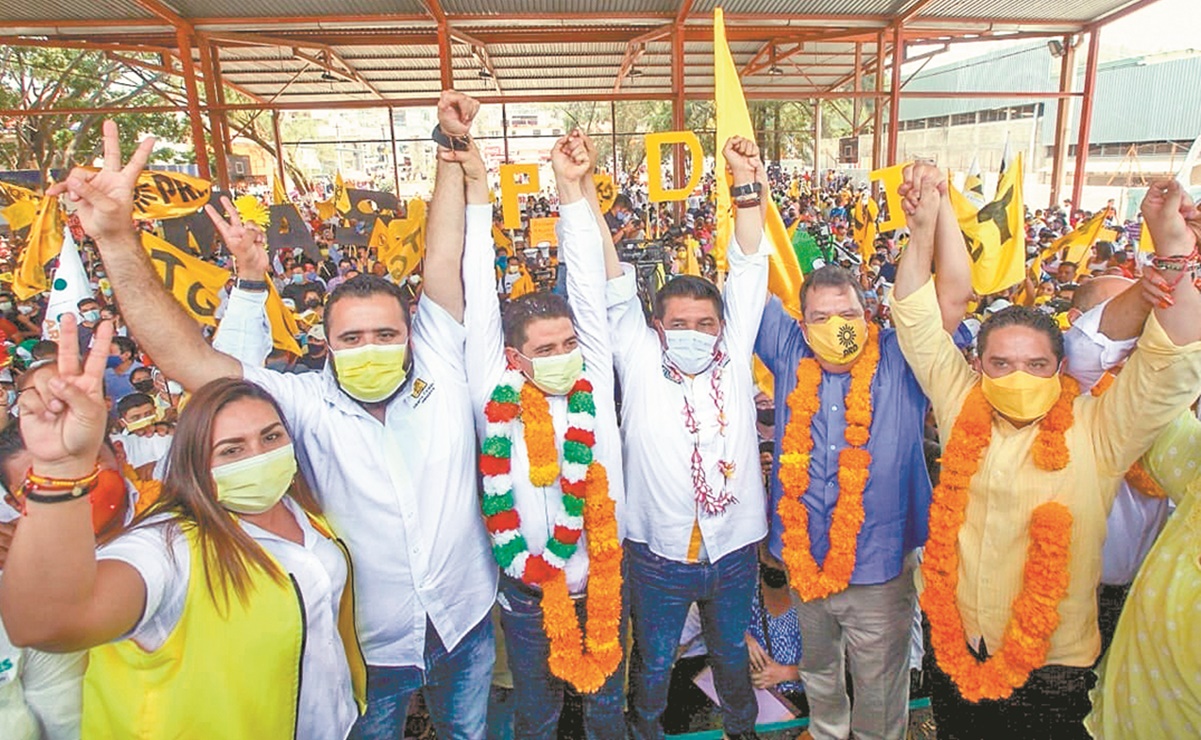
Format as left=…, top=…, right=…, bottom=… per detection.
left=0, top=46, right=191, bottom=178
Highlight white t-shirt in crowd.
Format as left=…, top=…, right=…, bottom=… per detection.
left=97, top=498, right=357, bottom=740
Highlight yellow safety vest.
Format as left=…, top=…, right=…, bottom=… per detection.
left=82, top=513, right=367, bottom=739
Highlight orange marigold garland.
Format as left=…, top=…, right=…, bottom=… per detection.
left=1090, top=372, right=1168, bottom=499
left=777, top=324, right=880, bottom=602
left=541, top=462, right=625, bottom=693
left=520, top=382, right=560, bottom=487
left=922, top=384, right=1074, bottom=702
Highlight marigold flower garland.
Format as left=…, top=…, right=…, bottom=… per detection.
left=921, top=383, right=1074, bottom=702
left=777, top=324, right=879, bottom=602
left=480, top=368, right=623, bottom=693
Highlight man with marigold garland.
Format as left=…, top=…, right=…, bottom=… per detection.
left=600, top=136, right=769, bottom=740
left=892, top=164, right=1201, bottom=738
left=445, top=126, right=628, bottom=738
left=753, top=196, right=972, bottom=739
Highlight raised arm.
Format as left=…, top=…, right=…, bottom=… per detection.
left=932, top=182, right=975, bottom=333
left=48, top=121, right=241, bottom=392
left=725, top=136, right=765, bottom=257
left=579, top=139, right=624, bottom=281
left=421, top=90, right=478, bottom=323
left=0, top=317, right=147, bottom=651
left=1136, top=179, right=1201, bottom=345
left=893, top=164, right=938, bottom=303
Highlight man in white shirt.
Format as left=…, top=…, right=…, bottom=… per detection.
left=602, top=136, right=771, bottom=740
left=451, top=128, right=627, bottom=737
left=54, top=96, right=497, bottom=739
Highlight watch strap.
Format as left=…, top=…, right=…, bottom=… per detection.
left=431, top=124, right=471, bottom=152
left=730, top=182, right=763, bottom=198
left=236, top=278, right=270, bottom=292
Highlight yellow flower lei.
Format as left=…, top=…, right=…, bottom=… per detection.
left=777, top=324, right=879, bottom=602
left=922, top=383, right=1075, bottom=702
left=521, top=382, right=560, bottom=487
left=540, top=462, right=625, bottom=693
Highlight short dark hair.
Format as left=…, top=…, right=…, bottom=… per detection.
left=977, top=305, right=1065, bottom=363
left=502, top=292, right=574, bottom=349
left=1094, top=241, right=1114, bottom=261
left=613, top=194, right=633, bottom=212
left=653, top=275, right=723, bottom=322
left=117, top=392, right=155, bottom=418
left=1059, top=261, right=1077, bottom=270
left=30, top=340, right=57, bottom=362
left=324, top=274, right=411, bottom=336
left=800, top=265, right=866, bottom=316
left=0, top=421, right=26, bottom=491
left=77, top=297, right=99, bottom=310
left=112, top=336, right=137, bottom=358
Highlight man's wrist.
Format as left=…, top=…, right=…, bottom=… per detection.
left=235, top=276, right=270, bottom=292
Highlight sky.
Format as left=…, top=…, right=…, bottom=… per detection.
left=910, top=0, right=1199, bottom=72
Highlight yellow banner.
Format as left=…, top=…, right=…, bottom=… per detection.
left=1046, top=210, right=1106, bottom=279
left=593, top=173, right=617, bottom=214
left=869, top=163, right=911, bottom=233
left=2, top=199, right=38, bottom=231
left=492, top=223, right=514, bottom=256
left=500, top=163, right=540, bottom=230
left=142, top=232, right=302, bottom=355
left=376, top=199, right=427, bottom=282
left=714, top=7, right=804, bottom=316
left=124, top=169, right=212, bottom=220
left=334, top=172, right=351, bottom=215
left=14, top=195, right=63, bottom=300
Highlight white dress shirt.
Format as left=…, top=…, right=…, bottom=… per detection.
left=606, top=233, right=771, bottom=563
left=1063, top=297, right=1173, bottom=585
left=99, top=498, right=358, bottom=739
left=463, top=201, right=624, bottom=595
left=227, top=297, right=496, bottom=667
left=212, top=286, right=274, bottom=365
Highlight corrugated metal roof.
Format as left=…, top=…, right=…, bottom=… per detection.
left=440, top=0, right=678, bottom=14
left=921, top=0, right=1125, bottom=21
left=171, top=0, right=429, bottom=16
left=1, top=0, right=153, bottom=22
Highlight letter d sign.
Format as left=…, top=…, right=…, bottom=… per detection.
left=646, top=131, right=703, bottom=203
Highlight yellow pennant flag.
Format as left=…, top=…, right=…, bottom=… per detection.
left=950, top=153, right=1026, bottom=295
left=334, top=172, right=351, bottom=215
left=90, top=169, right=212, bottom=220
left=2, top=199, right=38, bottom=231
left=852, top=197, right=880, bottom=264
left=1048, top=210, right=1106, bottom=279
left=593, top=173, right=617, bottom=214
left=683, top=237, right=702, bottom=277
left=0, top=181, right=38, bottom=205
left=377, top=199, right=427, bottom=282
left=1139, top=221, right=1155, bottom=253
left=315, top=198, right=337, bottom=221
left=14, top=195, right=64, bottom=300
left=714, top=7, right=804, bottom=317
left=273, top=176, right=289, bottom=205
left=142, top=232, right=302, bottom=355
left=492, top=223, right=514, bottom=256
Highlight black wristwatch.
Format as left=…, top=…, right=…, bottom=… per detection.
left=431, top=124, right=471, bottom=152
left=730, top=182, right=763, bottom=198
left=236, top=278, right=270, bottom=292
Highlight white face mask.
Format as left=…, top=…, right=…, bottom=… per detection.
left=662, top=329, right=719, bottom=375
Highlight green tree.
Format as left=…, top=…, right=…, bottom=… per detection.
left=0, top=46, right=190, bottom=179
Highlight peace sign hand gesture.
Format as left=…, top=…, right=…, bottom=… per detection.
left=47, top=120, right=156, bottom=244
left=205, top=195, right=270, bottom=279
left=19, top=314, right=115, bottom=479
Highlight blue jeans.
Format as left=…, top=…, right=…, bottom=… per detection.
left=349, top=614, right=495, bottom=740
left=497, top=575, right=627, bottom=740
left=627, top=541, right=758, bottom=739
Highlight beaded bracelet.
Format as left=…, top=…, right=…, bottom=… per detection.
left=20, top=465, right=101, bottom=504
left=1150, top=247, right=1201, bottom=288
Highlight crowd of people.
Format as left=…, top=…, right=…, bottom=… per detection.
left=0, top=87, right=1197, bottom=740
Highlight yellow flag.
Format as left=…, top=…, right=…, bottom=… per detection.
left=852, top=197, right=880, bottom=264
left=1047, top=210, right=1106, bottom=279
left=492, top=223, right=514, bottom=256
left=86, top=169, right=211, bottom=220
left=14, top=195, right=63, bottom=300
left=142, top=232, right=302, bottom=355
left=334, top=172, right=351, bottom=215
left=714, top=7, right=804, bottom=316
left=593, top=173, right=617, bottom=214
left=1139, top=222, right=1155, bottom=253
left=377, top=199, right=426, bottom=282
left=2, top=199, right=38, bottom=231
left=273, top=176, right=289, bottom=205
left=510, top=267, right=536, bottom=299
left=0, top=181, right=38, bottom=205
left=264, top=280, right=303, bottom=355
left=950, top=153, right=1026, bottom=295
left=753, top=356, right=774, bottom=397
left=315, top=198, right=337, bottom=221
left=683, top=238, right=702, bottom=277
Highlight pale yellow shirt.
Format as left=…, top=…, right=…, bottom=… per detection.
left=1087, top=412, right=1201, bottom=738
left=892, top=278, right=1201, bottom=668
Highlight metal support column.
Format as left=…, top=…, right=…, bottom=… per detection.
left=852, top=42, right=862, bottom=135
left=1071, top=29, right=1102, bottom=210
left=437, top=23, right=453, bottom=90
left=610, top=100, right=619, bottom=177
left=197, top=41, right=229, bottom=191
left=886, top=23, right=903, bottom=165
left=872, top=32, right=885, bottom=172
left=812, top=100, right=822, bottom=174
left=1048, top=35, right=1076, bottom=209
left=671, top=23, right=686, bottom=219
left=175, top=27, right=211, bottom=180
left=502, top=102, right=510, bottom=162
left=271, top=110, right=287, bottom=195
left=388, top=107, right=400, bottom=195
left=210, top=43, right=233, bottom=157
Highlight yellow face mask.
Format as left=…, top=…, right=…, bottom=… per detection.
left=331, top=343, right=409, bottom=403
left=805, top=316, right=868, bottom=365
left=124, top=414, right=156, bottom=433
left=980, top=370, right=1062, bottom=423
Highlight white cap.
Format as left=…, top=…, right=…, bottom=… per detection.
left=307, top=325, right=326, bottom=343
left=984, top=299, right=1013, bottom=316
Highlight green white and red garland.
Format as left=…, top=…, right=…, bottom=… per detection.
left=480, top=368, right=597, bottom=585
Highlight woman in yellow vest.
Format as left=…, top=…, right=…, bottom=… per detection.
left=0, top=317, right=365, bottom=739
